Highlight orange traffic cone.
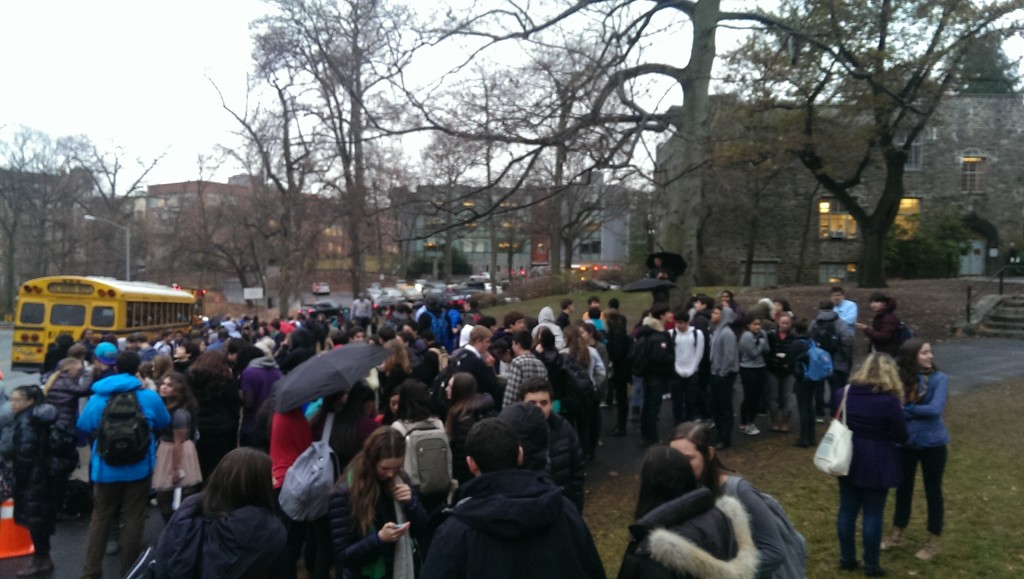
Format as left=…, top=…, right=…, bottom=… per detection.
left=0, top=500, right=34, bottom=559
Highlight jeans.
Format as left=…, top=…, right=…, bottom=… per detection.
left=766, top=371, right=795, bottom=414
left=837, top=477, right=889, bottom=569
left=739, top=366, right=766, bottom=425
left=671, top=375, right=699, bottom=425
left=894, top=445, right=947, bottom=535
left=795, top=379, right=819, bottom=446
left=630, top=375, right=644, bottom=410
left=81, top=478, right=151, bottom=578
left=710, top=373, right=736, bottom=446
left=641, top=375, right=672, bottom=442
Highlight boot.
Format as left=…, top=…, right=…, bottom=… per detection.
left=915, top=534, right=941, bottom=561
left=17, top=554, right=53, bottom=578
left=880, top=526, right=905, bottom=550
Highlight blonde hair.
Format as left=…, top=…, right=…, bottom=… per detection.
left=381, top=338, right=412, bottom=374
left=848, top=353, right=903, bottom=398
left=43, top=357, right=83, bottom=395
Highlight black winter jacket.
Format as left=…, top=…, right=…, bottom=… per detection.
left=618, top=489, right=758, bottom=579
left=766, top=330, right=797, bottom=374
left=188, top=369, right=241, bottom=438
left=634, top=323, right=676, bottom=378
left=0, top=403, right=63, bottom=534
left=546, top=412, right=585, bottom=512
left=328, top=474, right=429, bottom=579
left=421, top=469, right=605, bottom=579
left=154, top=494, right=287, bottom=579
left=449, top=394, right=496, bottom=485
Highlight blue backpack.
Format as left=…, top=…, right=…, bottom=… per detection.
left=426, top=310, right=453, bottom=352
left=802, top=339, right=833, bottom=381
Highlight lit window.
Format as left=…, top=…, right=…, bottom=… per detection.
left=894, top=197, right=921, bottom=239
left=819, top=263, right=858, bottom=284
left=818, top=198, right=857, bottom=240
left=961, top=156, right=985, bottom=194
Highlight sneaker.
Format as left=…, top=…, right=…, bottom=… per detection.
left=816, top=415, right=825, bottom=424
left=744, top=424, right=761, bottom=435
left=662, top=393, right=671, bottom=400
left=915, top=534, right=941, bottom=561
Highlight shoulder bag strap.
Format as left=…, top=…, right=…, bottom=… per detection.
left=835, top=386, right=851, bottom=424
left=321, top=412, right=336, bottom=442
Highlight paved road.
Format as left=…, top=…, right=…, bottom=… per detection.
left=0, top=332, right=1019, bottom=577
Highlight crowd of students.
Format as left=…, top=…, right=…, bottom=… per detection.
left=0, top=284, right=951, bottom=578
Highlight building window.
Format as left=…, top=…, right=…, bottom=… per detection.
left=894, top=197, right=921, bottom=239
left=738, top=261, right=778, bottom=287
left=579, top=238, right=601, bottom=255
left=819, top=262, right=858, bottom=284
left=819, top=198, right=857, bottom=240
left=898, top=131, right=923, bottom=171
left=961, top=155, right=985, bottom=194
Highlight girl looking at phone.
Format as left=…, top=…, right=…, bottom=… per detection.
left=329, top=427, right=428, bottom=579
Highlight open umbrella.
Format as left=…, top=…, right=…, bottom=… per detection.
left=622, top=278, right=677, bottom=293
left=275, top=343, right=389, bottom=412
left=645, top=252, right=687, bottom=278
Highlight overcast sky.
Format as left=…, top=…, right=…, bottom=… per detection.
left=2, top=1, right=1022, bottom=187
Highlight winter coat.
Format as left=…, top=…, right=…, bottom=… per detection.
left=862, top=298, right=901, bottom=357
left=634, top=318, right=676, bottom=379
left=45, top=371, right=91, bottom=427
left=276, top=328, right=317, bottom=374
left=809, top=310, right=855, bottom=372
left=534, top=348, right=568, bottom=402
left=421, top=469, right=606, bottom=579
left=0, top=403, right=63, bottom=534
left=189, top=368, right=241, bottom=440
left=154, top=493, right=287, bottom=579
left=765, top=330, right=796, bottom=375
left=836, top=384, right=908, bottom=489
left=448, top=394, right=496, bottom=485
left=547, top=412, right=585, bottom=512
left=533, top=307, right=567, bottom=350
left=328, top=473, right=429, bottom=579
left=903, top=371, right=949, bottom=449
left=77, top=373, right=171, bottom=483
left=458, top=348, right=501, bottom=402
left=239, top=356, right=282, bottom=438
left=618, top=490, right=757, bottom=579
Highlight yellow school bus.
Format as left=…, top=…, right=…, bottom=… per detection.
left=11, top=276, right=198, bottom=372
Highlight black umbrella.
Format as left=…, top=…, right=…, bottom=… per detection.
left=645, top=252, right=687, bottom=277
left=622, top=277, right=678, bottom=293
left=275, top=343, right=390, bottom=412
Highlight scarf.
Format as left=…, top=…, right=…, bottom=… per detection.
left=392, top=498, right=414, bottom=579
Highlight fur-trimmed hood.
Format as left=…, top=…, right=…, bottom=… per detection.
left=642, top=315, right=666, bottom=332
left=645, top=495, right=759, bottom=579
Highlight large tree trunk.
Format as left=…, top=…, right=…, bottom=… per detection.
left=660, top=0, right=719, bottom=298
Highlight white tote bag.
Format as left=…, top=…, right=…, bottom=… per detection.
left=814, top=386, right=853, bottom=476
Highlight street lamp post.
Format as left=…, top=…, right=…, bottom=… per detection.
left=84, top=214, right=131, bottom=281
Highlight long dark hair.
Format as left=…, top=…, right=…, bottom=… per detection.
left=188, top=351, right=233, bottom=395
left=395, top=380, right=435, bottom=423
left=202, top=447, right=275, bottom=517
left=161, top=372, right=199, bottom=420
left=671, top=421, right=730, bottom=496
left=444, top=373, right=478, bottom=439
left=635, top=446, right=698, bottom=519
left=343, top=427, right=406, bottom=533
left=563, top=325, right=591, bottom=368
left=334, top=382, right=376, bottom=463
left=897, top=338, right=934, bottom=403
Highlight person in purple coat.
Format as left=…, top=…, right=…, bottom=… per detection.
left=833, top=352, right=908, bottom=577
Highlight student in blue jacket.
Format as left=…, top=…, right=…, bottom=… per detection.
left=883, top=339, right=949, bottom=562
left=77, top=351, right=171, bottom=579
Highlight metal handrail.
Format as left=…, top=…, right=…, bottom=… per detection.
left=966, top=264, right=1024, bottom=324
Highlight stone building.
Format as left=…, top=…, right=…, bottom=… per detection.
left=656, top=94, right=1024, bottom=287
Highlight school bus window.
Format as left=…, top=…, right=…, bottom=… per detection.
left=19, top=303, right=45, bottom=325
left=51, top=305, right=86, bottom=326
left=92, top=306, right=114, bottom=328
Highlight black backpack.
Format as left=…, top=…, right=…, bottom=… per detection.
left=812, top=319, right=841, bottom=354
left=49, top=420, right=80, bottom=478
left=96, top=391, right=151, bottom=466
left=558, top=353, right=595, bottom=415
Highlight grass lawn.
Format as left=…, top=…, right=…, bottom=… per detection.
left=582, top=377, right=1024, bottom=578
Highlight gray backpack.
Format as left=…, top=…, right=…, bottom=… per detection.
left=401, top=421, right=452, bottom=497
left=279, top=413, right=338, bottom=521
left=724, top=476, right=807, bottom=579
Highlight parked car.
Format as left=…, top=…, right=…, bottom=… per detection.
left=300, top=300, right=342, bottom=319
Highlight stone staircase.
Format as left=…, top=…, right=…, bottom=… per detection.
left=976, top=294, right=1024, bottom=339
